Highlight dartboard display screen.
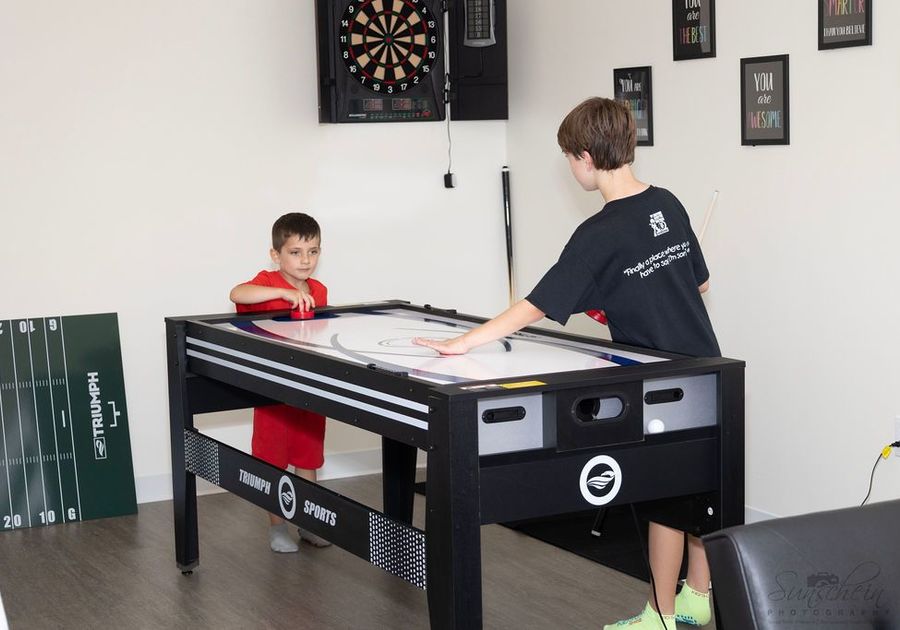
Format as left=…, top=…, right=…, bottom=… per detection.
left=340, top=0, right=439, bottom=95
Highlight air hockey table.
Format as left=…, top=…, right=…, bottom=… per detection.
left=166, top=301, right=744, bottom=629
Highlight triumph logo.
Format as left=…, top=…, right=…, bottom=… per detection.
left=87, top=372, right=109, bottom=460
left=278, top=475, right=297, bottom=519
left=579, top=455, right=623, bottom=506
left=93, top=437, right=107, bottom=460
left=238, top=469, right=271, bottom=495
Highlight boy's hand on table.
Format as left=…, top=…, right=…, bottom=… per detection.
left=281, top=289, right=316, bottom=311
left=412, top=336, right=470, bottom=356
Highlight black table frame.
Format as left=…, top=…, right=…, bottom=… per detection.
left=166, top=301, right=744, bottom=629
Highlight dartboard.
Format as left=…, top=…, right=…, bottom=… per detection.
left=339, top=0, right=440, bottom=95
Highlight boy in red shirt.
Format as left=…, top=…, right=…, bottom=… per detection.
left=230, top=212, right=331, bottom=552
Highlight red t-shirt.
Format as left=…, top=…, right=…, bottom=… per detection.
left=235, top=270, right=327, bottom=313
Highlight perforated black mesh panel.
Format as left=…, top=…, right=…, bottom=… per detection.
left=184, top=430, right=220, bottom=486
left=368, top=512, right=427, bottom=589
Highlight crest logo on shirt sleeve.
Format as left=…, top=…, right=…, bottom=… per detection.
left=649, top=211, right=669, bottom=237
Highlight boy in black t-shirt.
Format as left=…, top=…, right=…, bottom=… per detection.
left=414, top=97, right=716, bottom=630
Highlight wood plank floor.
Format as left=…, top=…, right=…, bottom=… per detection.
left=0, top=474, right=712, bottom=629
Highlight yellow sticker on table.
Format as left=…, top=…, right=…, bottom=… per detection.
left=500, top=380, right=546, bottom=390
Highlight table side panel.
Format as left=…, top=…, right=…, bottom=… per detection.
left=184, top=429, right=428, bottom=589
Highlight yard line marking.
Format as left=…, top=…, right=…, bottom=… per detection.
left=0, top=322, right=14, bottom=525
left=59, top=318, right=82, bottom=519
left=43, top=319, right=66, bottom=522
left=26, top=321, right=49, bottom=522
left=9, top=323, right=31, bottom=526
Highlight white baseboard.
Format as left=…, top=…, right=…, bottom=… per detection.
left=745, top=505, right=780, bottom=524
left=135, top=473, right=176, bottom=504
left=135, top=448, right=425, bottom=505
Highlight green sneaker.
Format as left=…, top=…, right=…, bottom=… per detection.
left=603, top=602, right=675, bottom=630
left=675, top=582, right=711, bottom=626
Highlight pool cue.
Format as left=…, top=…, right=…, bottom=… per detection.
left=502, top=166, right=516, bottom=306
left=698, top=189, right=719, bottom=243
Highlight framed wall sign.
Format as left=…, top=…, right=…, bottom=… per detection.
left=819, top=0, right=872, bottom=50
left=672, top=0, right=716, bottom=60
left=614, top=66, right=653, bottom=146
left=740, top=55, right=789, bottom=146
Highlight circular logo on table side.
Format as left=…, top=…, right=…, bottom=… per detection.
left=579, top=455, right=623, bottom=506
left=278, top=475, right=296, bottom=519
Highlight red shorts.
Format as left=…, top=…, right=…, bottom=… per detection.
left=251, top=405, right=326, bottom=470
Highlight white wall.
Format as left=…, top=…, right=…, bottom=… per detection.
left=506, top=1, right=900, bottom=518
left=0, top=0, right=509, bottom=500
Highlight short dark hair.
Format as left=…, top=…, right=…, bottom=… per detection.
left=271, top=212, right=320, bottom=250
left=557, top=97, right=636, bottom=171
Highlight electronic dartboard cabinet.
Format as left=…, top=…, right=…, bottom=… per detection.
left=316, top=0, right=446, bottom=123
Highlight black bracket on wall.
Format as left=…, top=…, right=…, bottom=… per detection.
left=446, top=0, right=509, bottom=121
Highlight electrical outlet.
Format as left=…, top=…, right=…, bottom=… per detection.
left=895, top=416, right=900, bottom=458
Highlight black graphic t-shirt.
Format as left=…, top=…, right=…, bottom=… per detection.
left=526, top=186, right=720, bottom=357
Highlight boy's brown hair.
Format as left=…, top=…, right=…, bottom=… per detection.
left=557, top=97, right=636, bottom=171
left=272, top=212, right=320, bottom=250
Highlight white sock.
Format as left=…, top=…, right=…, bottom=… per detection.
left=269, top=523, right=299, bottom=553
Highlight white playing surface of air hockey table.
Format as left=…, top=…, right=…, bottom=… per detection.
left=221, top=307, right=664, bottom=384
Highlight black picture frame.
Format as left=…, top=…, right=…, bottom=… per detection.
left=819, top=0, right=872, bottom=50
left=672, top=0, right=716, bottom=60
left=740, top=55, right=789, bottom=146
left=614, top=66, right=653, bottom=147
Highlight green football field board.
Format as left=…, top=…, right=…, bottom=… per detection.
left=0, top=313, right=136, bottom=531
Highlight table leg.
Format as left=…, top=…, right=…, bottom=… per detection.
left=425, top=397, right=482, bottom=629
left=720, top=366, right=745, bottom=529
left=166, top=319, right=199, bottom=572
left=382, top=437, right=417, bottom=525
